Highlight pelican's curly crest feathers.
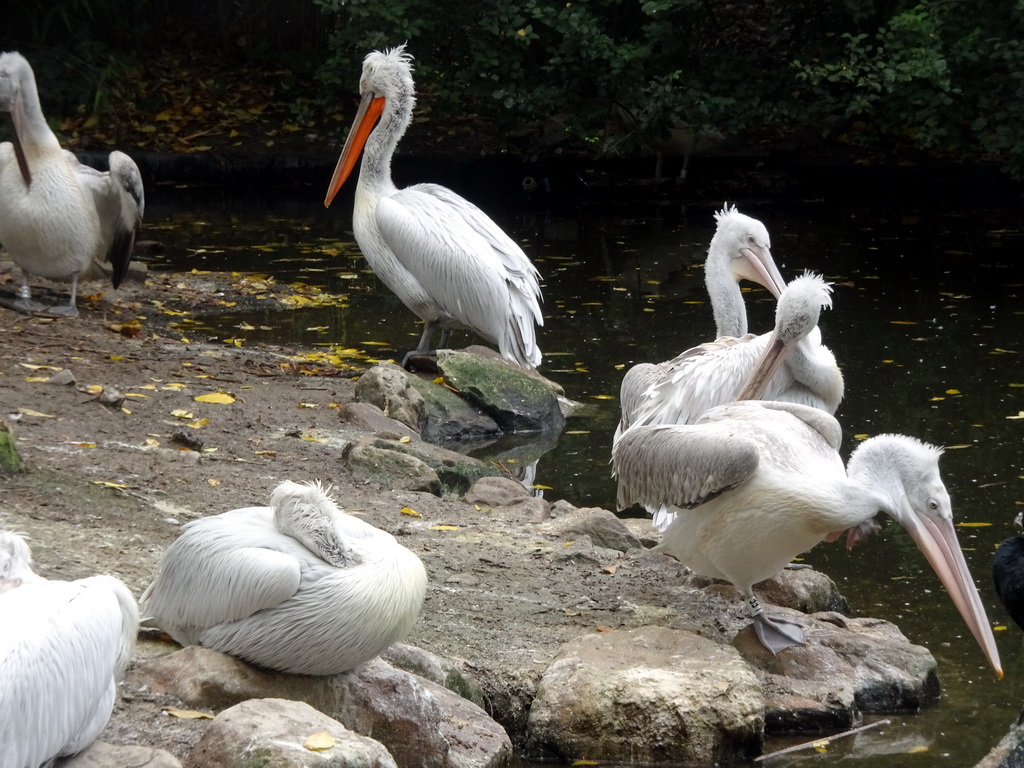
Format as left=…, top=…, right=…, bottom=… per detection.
left=787, top=271, right=834, bottom=310
left=714, top=202, right=740, bottom=223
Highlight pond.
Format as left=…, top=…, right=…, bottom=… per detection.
left=144, top=177, right=1023, bottom=767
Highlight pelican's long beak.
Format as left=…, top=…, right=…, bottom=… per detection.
left=736, top=330, right=793, bottom=401
left=739, top=246, right=786, bottom=299
left=324, top=92, right=385, bottom=208
left=902, top=510, right=1003, bottom=679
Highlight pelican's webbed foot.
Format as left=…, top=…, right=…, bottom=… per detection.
left=753, top=613, right=806, bottom=654
left=12, top=297, right=47, bottom=314
left=47, top=302, right=80, bottom=318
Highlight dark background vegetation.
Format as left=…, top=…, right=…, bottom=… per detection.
left=2, top=0, right=1023, bottom=179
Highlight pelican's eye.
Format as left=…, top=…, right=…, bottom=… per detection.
left=928, top=498, right=939, bottom=512
left=747, top=235, right=755, bottom=245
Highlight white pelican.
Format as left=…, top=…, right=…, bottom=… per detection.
left=612, top=400, right=1003, bottom=677
left=0, top=51, right=144, bottom=317
left=617, top=204, right=787, bottom=433
left=0, top=531, right=139, bottom=768
left=323, top=45, right=543, bottom=369
left=139, top=480, right=428, bottom=675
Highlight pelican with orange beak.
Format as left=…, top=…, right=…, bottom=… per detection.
left=324, top=45, right=543, bottom=369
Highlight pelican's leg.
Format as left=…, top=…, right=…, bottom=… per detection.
left=747, top=592, right=805, bottom=654
left=46, top=274, right=80, bottom=318
left=438, top=327, right=453, bottom=350
left=402, top=321, right=438, bottom=367
left=12, top=277, right=46, bottom=313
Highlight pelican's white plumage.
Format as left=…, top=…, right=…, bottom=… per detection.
left=324, top=45, right=543, bottom=368
left=612, top=400, right=1002, bottom=676
left=617, top=204, right=788, bottom=434
left=140, top=480, right=428, bottom=675
left=0, top=531, right=139, bottom=768
left=0, top=51, right=144, bottom=316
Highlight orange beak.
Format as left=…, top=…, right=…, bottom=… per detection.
left=324, top=92, right=385, bottom=208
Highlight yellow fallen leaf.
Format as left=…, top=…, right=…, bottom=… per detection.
left=187, top=418, right=211, bottom=429
left=92, top=481, right=128, bottom=489
left=303, top=731, right=336, bottom=751
left=207, top=478, right=221, bottom=486
left=125, top=393, right=150, bottom=399
left=300, top=434, right=326, bottom=443
left=194, top=392, right=236, bottom=404
left=908, top=745, right=930, bottom=754
left=162, top=706, right=214, bottom=720
left=428, top=525, right=460, bottom=531
left=171, top=409, right=194, bottom=419
left=298, top=402, right=317, bottom=408
left=255, top=450, right=277, bottom=457
left=400, top=507, right=421, bottom=518
left=66, top=442, right=96, bottom=448
left=946, top=388, right=961, bottom=395
left=19, top=363, right=58, bottom=370
left=531, top=484, right=553, bottom=490
left=572, top=762, right=599, bottom=767
left=18, top=408, right=55, bottom=418
left=25, top=376, right=50, bottom=383
left=399, top=435, right=411, bottom=444
left=85, top=385, right=103, bottom=394
left=162, top=382, right=187, bottom=390
left=144, top=438, right=160, bottom=447
left=956, top=522, right=992, bottom=527
left=590, top=394, right=614, bottom=400
left=813, top=739, right=829, bottom=753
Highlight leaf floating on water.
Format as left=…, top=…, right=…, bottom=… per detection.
left=531, top=484, right=553, bottom=490
left=194, top=392, right=236, bottom=404
left=908, top=746, right=930, bottom=754
left=428, top=525, right=460, bottom=531
left=946, top=389, right=961, bottom=395
left=401, top=506, right=421, bottom=518
left=162, top=706, right=214, bottom=720
left=889, top=320, right=918, bottom=325
left=812, top=739, right=829, bottom=753
left=571, top=761, right=599, bottom=767
left=945, top=444, right=971, bottom=450
left=956, top=522, right=992, bottom=527
left=1007, top=412, right=1024, bottom=420
left=590, top=394, right=614, bottom=400
left=303, top=731, right=335, bottom=751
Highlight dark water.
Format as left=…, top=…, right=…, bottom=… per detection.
left=145, top=182, right=1024, bottom=767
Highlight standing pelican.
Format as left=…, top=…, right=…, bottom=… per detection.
left=324, top=45, right=543, bottom=369
left=611, top=400, right=1003, bottom=677
left=140, top=480, right=428, bottom=675
left=617, top=204, right=788, bottom=433
left=0, top=51, right=144, bottom=316
left=0, top=531, right=139, bottom=768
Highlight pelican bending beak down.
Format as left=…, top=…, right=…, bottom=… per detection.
left=322, top=46, right=543, bottom=370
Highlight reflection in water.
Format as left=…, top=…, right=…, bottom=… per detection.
left=147, top=187, right=1024, bottom=766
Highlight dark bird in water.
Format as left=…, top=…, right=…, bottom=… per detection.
left=993, top=512, right=1024, bottom=632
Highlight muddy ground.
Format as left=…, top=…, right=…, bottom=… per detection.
left=0, top=260, right=739, bottom=763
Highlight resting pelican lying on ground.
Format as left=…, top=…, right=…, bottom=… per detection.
left=612, top=400, right=1002, bottom=676
left=324, top=45, right=543, bottom=369
left=0, top=531, right=139, bottom=768
left=140, top=480, right=428, bottom=675
left=617, top=204, right=787, bottom=434
left=0, top=51, right=145, bottom=316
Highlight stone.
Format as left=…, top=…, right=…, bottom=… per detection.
left=755, top=568, right=851, bottom=616
left=464, top=476, right=533, bottom=507
left=345, top=442, right=441, bottom=494
left=65, top=742, right=183, bottom=768
left=734, top=611, right=940, bottom=733
left=185, top=698, right=396, bottom=768
left=135, top=648, right=511, bottom=768
left=974, top=709, right=1024, bottom=767
left=353, top=362, right=424, bottom=432
left=525, top=626, right=764, bottom=764
left=541, top=506, right=642, bottom=553
left=404, top=375, right=502, bottom=442
left=48, top=368, right=76, bottom=385
left=383, top=643, right=486, bottom=709
left=436, top=350, right=565, bottom=433
left=338, top=402, right=419, bottom=440
left=362, top=437, right=501, bottom=496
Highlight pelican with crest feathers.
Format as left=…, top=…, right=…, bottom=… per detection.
left=140, top=480, right=427, bottom=675
left=612, top=397, right=1003, bottom=676
left=0, top=52, right=144, bottom=317
left=0, top=531, right=139, bottom=768
left=324, top=45, right=543, bottom=369
left=617, top=206, right=842, bottom=437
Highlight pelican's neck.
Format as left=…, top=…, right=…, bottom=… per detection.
left=705, top=252, right=746, bottom=337
left=783, top=332, right=844, bottom=412
left=356, top=82, right=414, bottom=198
left=9, top=61, right=60, bottom=159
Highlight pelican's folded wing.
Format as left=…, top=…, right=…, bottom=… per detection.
left=139, top=544, right=301, bottom=641
left=612, top=423, right=760, bottom=512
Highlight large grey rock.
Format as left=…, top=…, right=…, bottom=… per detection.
left=541, top=506, right=642, bottom=553
left=345, top=442, right=442, bottom=494
left=525, top=626, right=764, bottom=764
left=734, top=610, right=940, bottom=732
left=358, top=437, right=502, bottom=496
left=975, top=710, right=1024, bottom=767
left=756, top=568, right=851, bottom=616
left=65, top=742, right=183, bottom=768
left=437, top=350, right=565, bottom=433
left=135, top=648, right=511, bottom=768
left=185, top=698, right=396, bottom=768
left=352, top=363, right=424, bottom=432
left=383, top=643, right=486, bottom=710
left=338, top=402, right=419, bottom=440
